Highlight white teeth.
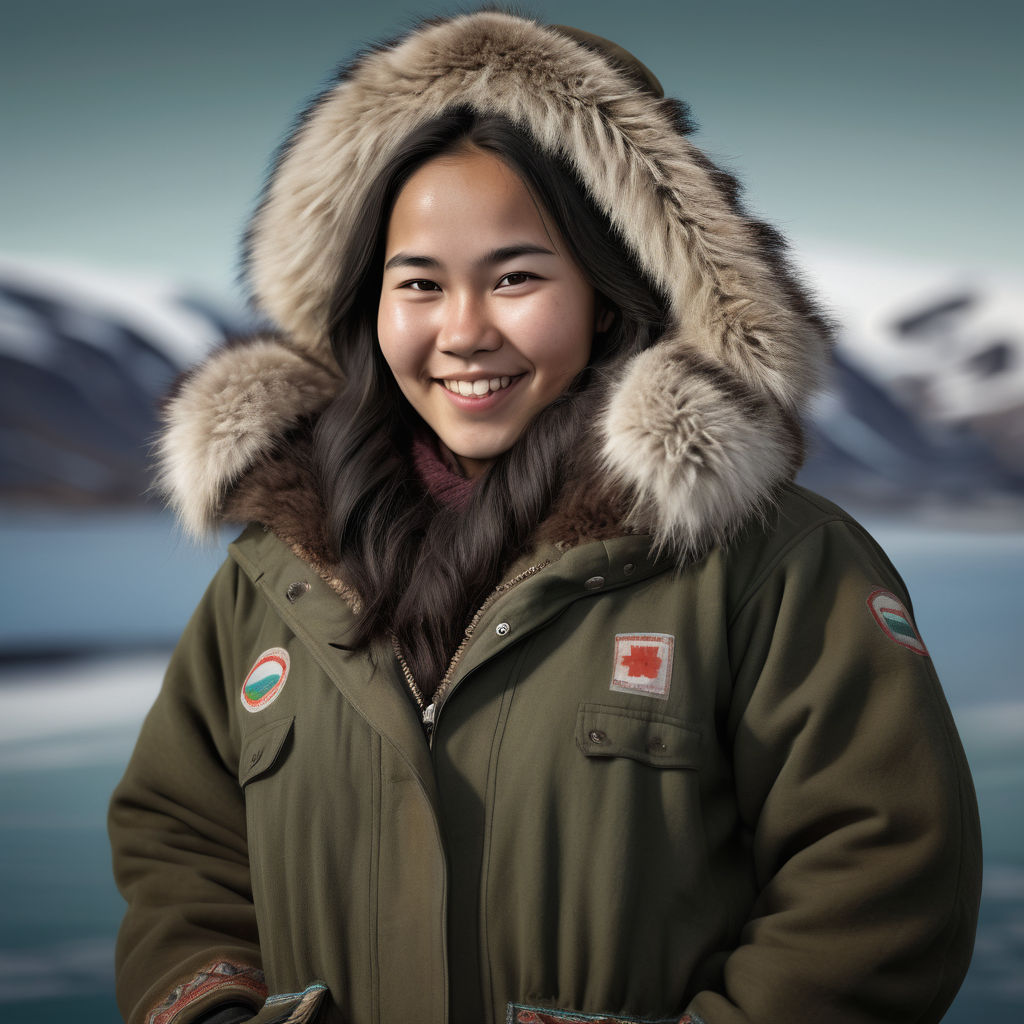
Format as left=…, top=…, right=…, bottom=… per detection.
left=442, top=376, right=515, bottom=396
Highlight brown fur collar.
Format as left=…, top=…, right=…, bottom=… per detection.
left=156, top=11, right=830, bottom=569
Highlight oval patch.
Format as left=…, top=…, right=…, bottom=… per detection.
left=241, top=648, right=290, bottom=712
left=867, top=588, right=928, bottom=656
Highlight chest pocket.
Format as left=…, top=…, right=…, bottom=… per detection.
left=575, top=702, right=701, bottom=768
left=239, top=715, right=295, bottom=786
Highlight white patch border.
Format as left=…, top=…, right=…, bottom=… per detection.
left=241, top=647, right=291, bottom=712
left=867, top=588, right=928, bottom=656
left=610, top=632, right=675, bottom=699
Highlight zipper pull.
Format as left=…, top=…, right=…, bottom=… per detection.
left=422, top=702, right=436, bottom=735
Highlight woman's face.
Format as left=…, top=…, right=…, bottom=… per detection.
left=377, top=148, right=603, bottom=478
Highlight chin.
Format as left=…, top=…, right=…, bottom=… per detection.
left=444, top=434, right=514, bottom=465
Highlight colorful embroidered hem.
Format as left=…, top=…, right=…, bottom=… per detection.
left=507, top=1002, right=683, bottom=1024
left=146, top=960, right=267, bottom=1024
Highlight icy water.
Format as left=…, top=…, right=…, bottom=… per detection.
left=0, top=514, right=1021, bottom=1022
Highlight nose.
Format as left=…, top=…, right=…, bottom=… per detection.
left=438, top=292, right=501, bottom=356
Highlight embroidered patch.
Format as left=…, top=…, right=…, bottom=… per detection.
left=867, top=589, right=928, bottom=656
left=506, top=1003, right=680, bottom=1024
left=610, top=632, right=674, bottom=699
left=241, top=647, right=291, bottom=712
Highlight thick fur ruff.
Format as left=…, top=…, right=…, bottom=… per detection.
left=602, top=343, right=796, bottom=555
left=160, top=10, right=830, bottom=558
left=156, top=337, right=338, bottom=535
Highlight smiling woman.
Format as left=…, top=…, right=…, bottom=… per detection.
left=309, top=107, right=667, bottom=692
left=378, top=148, right=603, bottom=477
left=109, top=11, right=981, bottom=1024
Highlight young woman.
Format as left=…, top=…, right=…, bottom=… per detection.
left=110, top=11, right=981, bottom=1024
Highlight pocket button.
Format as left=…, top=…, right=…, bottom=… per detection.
left=588, top=729, right=608, bottom=744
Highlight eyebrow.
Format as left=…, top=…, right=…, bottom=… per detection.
left=383, top=243, right=555, bottom=272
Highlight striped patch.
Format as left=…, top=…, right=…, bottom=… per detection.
left=867, top=589, right=928, bottom=656
left=241, top=648, right=290, bottom=712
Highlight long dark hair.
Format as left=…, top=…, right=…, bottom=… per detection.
left=313, top=107, right=669, bottom=695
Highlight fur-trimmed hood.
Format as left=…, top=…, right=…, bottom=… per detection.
left=158, top=9, right=830, bottom=565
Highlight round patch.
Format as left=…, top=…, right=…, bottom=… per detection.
left=241, top=648, right=290, bottom=712
left=867, top=588, right=928, bottom=656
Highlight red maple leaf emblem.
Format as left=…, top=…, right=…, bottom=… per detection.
left=622, top=645, right=662, bottom=679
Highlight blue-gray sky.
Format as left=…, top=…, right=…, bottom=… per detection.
left=3, top=0, right=1021, bottom=298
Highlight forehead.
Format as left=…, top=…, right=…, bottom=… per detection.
left=385, top=149, right=553, bottom=252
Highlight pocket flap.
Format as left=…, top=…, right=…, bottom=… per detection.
left=575, top=703, right=701, bottom=768
left=239, top=715, right=295, bottom=786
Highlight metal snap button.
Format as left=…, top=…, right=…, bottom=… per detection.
left=584, top=575, right=605, bottom=590
left=623, top=563, right=636, bottom=576
left=249, top=749, right=263, bottom=767
left=495, top=621, right=511, bottom=636
left=588, top=729, right=608, bottom=744
left=286, top=580, right=310, bottom=603
left=647, top=737, right=667, bottom=754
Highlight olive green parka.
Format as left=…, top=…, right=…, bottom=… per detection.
left=110, top=11, right=981, bottom=1024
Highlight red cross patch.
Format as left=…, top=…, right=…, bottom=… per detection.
left=611, top=632, right=674, bottom=699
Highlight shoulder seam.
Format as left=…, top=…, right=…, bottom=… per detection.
left=728, top=514, right=849, bottom=628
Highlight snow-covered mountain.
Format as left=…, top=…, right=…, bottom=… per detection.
left=1, top=253, right=1020, bottom=513
left=797, top=251, right=1024, bottom=513
left=0, top=258, right=254, bottom=505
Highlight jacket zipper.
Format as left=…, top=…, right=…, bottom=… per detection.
left=392, top=560, right=551, bottom=743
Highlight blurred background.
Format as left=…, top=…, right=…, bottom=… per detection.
left=1, top=1, right=1021, bottom=1021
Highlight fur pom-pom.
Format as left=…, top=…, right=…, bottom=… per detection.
left=155, top=338, right=338, bottom=537
left=601, top=342, right=797, bottom=556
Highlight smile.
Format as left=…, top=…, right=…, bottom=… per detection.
left=440, top=376, right=516, bottom=397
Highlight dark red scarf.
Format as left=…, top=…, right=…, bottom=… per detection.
left=411, top=434, right=476, bottom=511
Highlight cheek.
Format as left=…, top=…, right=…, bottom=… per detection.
left=376, top=301, right=419, bottom=374
left=519, top=290, right=595, bottom=376
left=521, top=285, right=590, bottom=330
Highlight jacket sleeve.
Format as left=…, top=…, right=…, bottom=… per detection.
left=686, top=519, right=982, bottom=1024
left=109, top=557, right=268, bottom=1024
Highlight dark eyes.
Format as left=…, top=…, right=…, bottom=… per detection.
left=497, top=272, right=535, bottom=288
left=401, top=272, right=536, bottom=292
